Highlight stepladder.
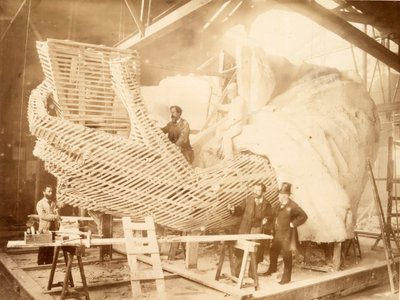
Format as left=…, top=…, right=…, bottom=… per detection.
left=122, top=216, right=165, bottom=299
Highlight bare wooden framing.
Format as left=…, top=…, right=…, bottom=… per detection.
left=279, top=0, right=400, bottom=73
left=28, top=39, right=279, bottom=232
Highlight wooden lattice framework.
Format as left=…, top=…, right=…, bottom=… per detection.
left=28, top=39, right=278, bottom=231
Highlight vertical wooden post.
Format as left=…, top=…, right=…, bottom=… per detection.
left=185, top=231, right=201, bottom=269
left=332, top=242, right=342, bottom=271
left=100, top=214, right=113, bottom=261
left=34, top=160, right=42, bottom=204
left=185, top=241, right=199, bottom=269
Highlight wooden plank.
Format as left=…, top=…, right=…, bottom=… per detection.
left=137, top=255, right=251, bottom=299
left=22, top=257, right=127, bottom=271
left=0, top=252, right=54, bottom=300
left=43, top=273, right=179, bottom=294
left=7, top=238, right=126, bottom=248
left=252, top=260, right=391, bottom=300
left=28, top=214, right=94, bottom=221
left=161, top=234, right=272, bottom=243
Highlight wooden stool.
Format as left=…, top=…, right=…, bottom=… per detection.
left=215, top=240, right=259, bottom=290
left=47, top=246, right=90, bottom=300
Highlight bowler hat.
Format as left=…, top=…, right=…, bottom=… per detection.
left=279, top=182, right=291, bottom=194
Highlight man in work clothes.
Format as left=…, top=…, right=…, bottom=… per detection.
left=262, top=182, right=308, bottom=284
left=228, top=183, right=274, bottom=278
left=162, top=105, right=194, bottom=164
left=36, top=185, right=59, bottom=265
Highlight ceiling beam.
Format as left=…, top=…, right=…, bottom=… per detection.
left=116, top=0, right=213, bottom=49
left=278, top=0, right=400, bottom=73
left=124, top=0, right=145, bottom=37
left=335, top=11, right=388, bottom=28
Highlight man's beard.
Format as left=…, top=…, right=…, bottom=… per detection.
left=171, top=116, right=178, bottom=122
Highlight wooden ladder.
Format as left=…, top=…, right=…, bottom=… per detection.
left=367, top=160, right=400, bottom=293
left=122, top=216, right=165, bottom=299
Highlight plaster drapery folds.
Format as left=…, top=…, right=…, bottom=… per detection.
left=28, top=39, right=278, bottom=231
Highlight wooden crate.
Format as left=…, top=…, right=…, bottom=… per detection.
left=24, top=232, right=52, bottom=244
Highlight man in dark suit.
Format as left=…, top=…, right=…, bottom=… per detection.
left=162, top=105, right=194, bottom=164
left=262, top=182, right=308, bottom=284
left=228, top=182, right=274, bottom=278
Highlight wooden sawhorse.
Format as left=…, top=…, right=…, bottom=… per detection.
left=47, top=246, right=90, bottom=300
left=215, top=240, right=259, bottom=290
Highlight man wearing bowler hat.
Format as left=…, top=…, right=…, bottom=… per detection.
left=262, top=182, right=308, bottom=284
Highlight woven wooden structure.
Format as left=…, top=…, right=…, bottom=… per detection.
left=28, top=39, right=278, bottom=231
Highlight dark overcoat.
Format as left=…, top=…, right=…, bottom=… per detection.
left=274, top=199, right=308, bottom=251
left=232, top=196, right=274, bottom=234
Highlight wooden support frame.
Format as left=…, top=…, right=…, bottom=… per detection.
left=99, top=214, right=113, bottom=261
left=215, top=240, right=259, bottom=290
left=137, top=254, right=251, bottom=299
left=124, top=0, right=146, bottom=37
left=278, top=0, right=400, bottom=72
left=116, top=0, right=213, bottom=49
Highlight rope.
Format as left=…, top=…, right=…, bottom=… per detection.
left=0, top=0, right=27, bottom=44
left=16, top=0, right=31, bottom=215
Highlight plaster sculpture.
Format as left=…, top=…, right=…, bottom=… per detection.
left=28, top=40, right=379, bottom=242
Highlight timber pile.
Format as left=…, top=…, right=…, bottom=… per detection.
left=28, top=39, right=278, bottom=232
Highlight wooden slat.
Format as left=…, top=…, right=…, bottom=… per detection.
left=137, top=255, right=251, bottom=299
left=28, top=39, right=279, bottom=232
left=161, top=234, right=272, bottom=243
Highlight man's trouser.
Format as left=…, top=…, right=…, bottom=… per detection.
left=38, top=246, right=54, bottom=265
left=269, top=235, right=292, bottom=281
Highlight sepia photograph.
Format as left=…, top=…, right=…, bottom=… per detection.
left=0, top=0, right=399, bottom=299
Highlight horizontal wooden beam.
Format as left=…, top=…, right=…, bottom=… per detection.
left=278, top=0, right=400, bottom=73
left=137, top=254, right=251, bottom=299
left=116, top=0, right=213, bottom=49
left=161, top=233, right=272, bottom=243
left=377, top=102, right=400, bottom=113
left=335, top=11, right=388, bottom=28
left=252, top=260, right=391, bottom=299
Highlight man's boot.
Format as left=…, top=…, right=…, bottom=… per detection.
left=278, top=270, right=291, bottom=284
left=261, top=248, right=278, bottom=276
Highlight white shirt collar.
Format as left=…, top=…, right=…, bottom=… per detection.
left=255, top=197, right=263, bottom=205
